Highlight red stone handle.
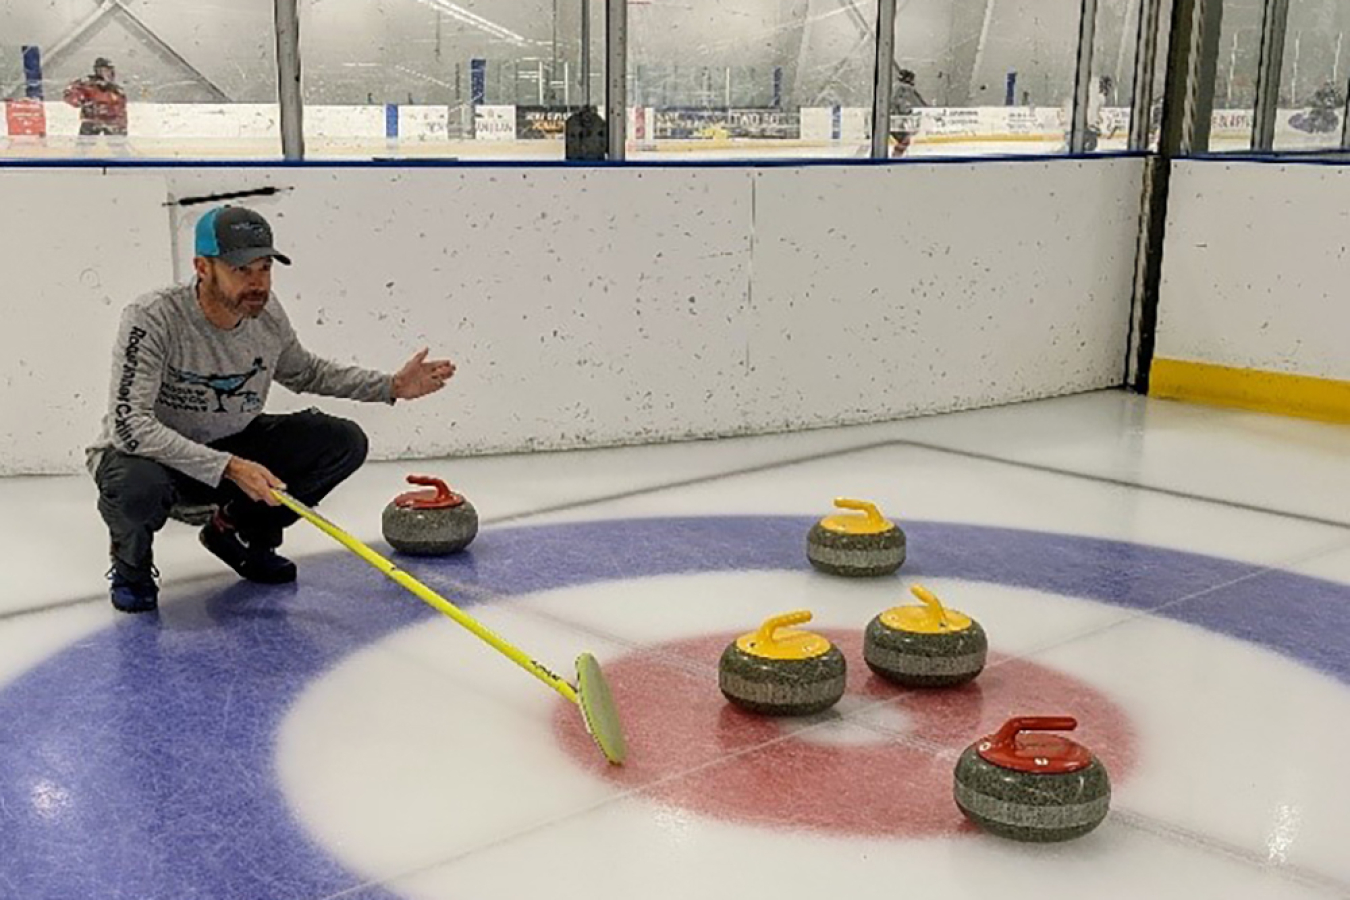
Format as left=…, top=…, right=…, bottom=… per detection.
left=406, top=475, right=453, bottom=503
left=395, top=475, right=464, bottom=510
left=989, top=717, right=1077, bottom=749
left=978, top=717, right=1092, bottom=773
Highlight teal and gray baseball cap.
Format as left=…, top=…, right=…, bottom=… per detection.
left=195, top=206, right=292, bottom=267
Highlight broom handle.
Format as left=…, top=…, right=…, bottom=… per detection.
left=274, top=490, right=579, bottom=705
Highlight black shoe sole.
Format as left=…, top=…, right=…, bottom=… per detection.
left=199, top=527, right=297, bottom=584
left=238, top=562, right=297, bottom=585
left=111, top=600, right=159, bottom=614
left=110, top=591, right=158, bottom=613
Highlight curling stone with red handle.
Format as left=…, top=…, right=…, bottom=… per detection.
left=953, top=716, right=1111, bottom=842
left=381, top=475, right=478, bottom=556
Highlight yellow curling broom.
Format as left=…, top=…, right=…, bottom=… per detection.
left=274, top=490, right=627, bottom=765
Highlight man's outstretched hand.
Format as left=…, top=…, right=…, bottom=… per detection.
left=392, top=348, right=457, bottom=401
left=225, top=456, right=286, bottom=505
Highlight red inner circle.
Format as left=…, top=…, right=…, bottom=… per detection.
left=554, top=629, right=1136, bottom=839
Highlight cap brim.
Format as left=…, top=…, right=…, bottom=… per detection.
left=219, top=247, right=292, bottom=267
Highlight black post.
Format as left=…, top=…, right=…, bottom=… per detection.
left=1129, top=0, right=1223, bottom=392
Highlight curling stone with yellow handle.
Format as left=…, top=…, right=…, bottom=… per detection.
left=806, top=498, right=906, bottom=577
left=864, top=585, right=987, bottom=687
left=954, top=716, right=1111, bottom=842
left=718, top=611, right=847, bottom=716
left=382, top=475, right=479, bottom=556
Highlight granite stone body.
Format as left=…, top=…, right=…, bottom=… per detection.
left=806, top=523, right=906, bottom=577
left=953, top=747, right=1111, bottom=842
left=864, top=616, right=988, bottom=687
left=382, top=498, right=479, bottom=556
left=718, top=644, right=847, bottom=716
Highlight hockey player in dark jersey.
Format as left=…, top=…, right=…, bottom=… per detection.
left=888, top=68, right=928, bottom=157
left=1290, top=81, right=1344, bottom=135
left=1060, top=76, right=1114, bottom=152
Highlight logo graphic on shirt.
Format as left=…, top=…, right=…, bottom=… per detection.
left=164, top=357, right=267, bottom=414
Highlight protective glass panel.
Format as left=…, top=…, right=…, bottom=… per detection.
left=628, top=0, right=878, bottom=160
left=1212, top=0, right=1264, bottom=152
left=1088, top=0, right=1144, bottom=153
left=300, top=0, right=602, bottom=160
left=1, top=1, right=281, bottom=160
left=889, top=0, right=1086, bottom=159
left=1145, top=0, right=1175, bottom=151
left=1272, top=0, right=1350, bottom=151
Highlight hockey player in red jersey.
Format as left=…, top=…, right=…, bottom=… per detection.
left=65, top=57, right=130, bottom=155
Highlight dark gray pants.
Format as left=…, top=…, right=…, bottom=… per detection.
left=95, top=409, right=369, bottom=580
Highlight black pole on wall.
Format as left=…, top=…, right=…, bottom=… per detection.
left=1128, top=0, right=1223, bottom=392
left=1068, top=0, right=1100, bottom=155
left=582, top=0, right=592, bottom=107
left=1127, top=0, right=1163, bottom=151
left=869, top=0, right=898, bottom=159
left=606, top=0, right=627, bottom=159
left=1342, top=76, right=1350, bottom=149
left=1252, top=0, right=1291, bottom=152
left=275, top=0, right=305, bottom=160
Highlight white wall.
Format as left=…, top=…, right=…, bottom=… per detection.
left=0, top=170, right=174, bottom=474
left=742, top=159, right=1141, bottom=423
left=0, top=159, right=1143, bottom=475
left=1157, top=159, right=1350, bottom=381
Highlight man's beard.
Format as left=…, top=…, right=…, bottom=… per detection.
left=205, top=277, right=268, bottom=318
left=235, top=291, right=269, bottom=317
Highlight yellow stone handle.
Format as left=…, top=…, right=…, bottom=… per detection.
left=833, top=498, right=887, bottom=529
left=910, top=585, right=951, bottom=627
left=755, top=610, right=815, bottom=647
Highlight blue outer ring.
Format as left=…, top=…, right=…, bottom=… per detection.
left=1, top=516, right=1347, bottom=899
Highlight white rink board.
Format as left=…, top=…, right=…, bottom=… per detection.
left=1158, top=160, right=1350, bottom=381
left=1, top=160, right=1143, bottom=473
left=747, top=160, right=1141, bottom=425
